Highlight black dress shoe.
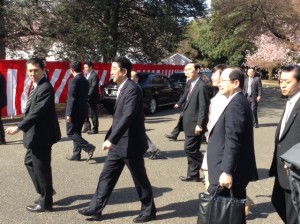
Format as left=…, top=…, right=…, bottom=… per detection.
left=82, top=129, right=90, bottom=133
left=149, top=149, right=160, bottom=160
left=78, top=208, right=102, bottom=220
left=34, top=190, right=56, bottom=204
left=87, top=130, right=98, bottom=135
left=66, top=156, right=81, bottom=161
left=164, top=134, right=177, bottom=141
left=86, top=145, right=95, bottom=162
left=0, top=139, right=6, bottom=145
left=179, top=176, right=202, bottom=182
left=26, top=204, right=53, bottom=213
left=133, top=214, right=156, bottom=223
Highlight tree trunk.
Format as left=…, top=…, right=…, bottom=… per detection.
left=268, top=68, right=273, bottom=81
left=102, top=0, right=120, bottom=62
left=0, top=0, right=6, bottom=59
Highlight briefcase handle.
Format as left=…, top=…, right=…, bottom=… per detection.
left=214, top=185, right=235, bottom=199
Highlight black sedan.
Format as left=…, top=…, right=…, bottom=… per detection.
left=100, top=72, right=183, bottom=114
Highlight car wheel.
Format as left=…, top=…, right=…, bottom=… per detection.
left=147, top=98, right=157, bottom=114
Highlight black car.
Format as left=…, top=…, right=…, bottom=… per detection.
left=100, top=72, right=183, bottom=114
left=169, top=72, right=187, bottom=88
left=169, top=69, right=213, bottom=89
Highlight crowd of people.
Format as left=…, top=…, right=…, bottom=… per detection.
left=1, top=57, right=300, bottom=223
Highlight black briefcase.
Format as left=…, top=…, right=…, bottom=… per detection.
left=197, top=186, right=246, bottom=224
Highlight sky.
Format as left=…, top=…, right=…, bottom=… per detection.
left=206, top=0, right=211, bottom=8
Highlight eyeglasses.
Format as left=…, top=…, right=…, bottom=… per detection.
left=219, top=79, right=232, bottom=83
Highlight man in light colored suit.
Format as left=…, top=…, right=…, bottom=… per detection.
left=269, top=65, right=300, bottom=224
left=179, top=62, right=210, bottom=182
left=78, top=56, right=156, bottom=223
left=6, top=58, right=61, bottom=212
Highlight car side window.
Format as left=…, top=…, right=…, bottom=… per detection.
left=162, top=76, right=171, bottom=87
left=151, top=75, right=163, bottom=85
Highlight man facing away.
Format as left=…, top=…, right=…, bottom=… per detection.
left=83, top=61, right=99, bottom=134
left=243, top=68, right=262, bottom=128
left=179, top=62, right=210, bottom=182
left=6, top=58, right=61, bottom=212
left=66, top=61, right=95, bottom=162
left=78, top=56, right=156, bottom=223
left=269, top=65, right=300, bottom=224
left=206, top=67, right=258, bottom=224
left=131, top=70, right=160, bottom=160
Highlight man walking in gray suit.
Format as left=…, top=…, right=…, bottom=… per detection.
left=243, top=68, right=262, bottom=128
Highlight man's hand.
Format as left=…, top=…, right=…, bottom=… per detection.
left=219, top=172, right=233, bottom=189
left=174, top=103, right=179, bottom=109
left=256, top=96, right=261, bottom=102
left=102, top=140, right=112, bottom=151
left=5, top=126, right=20, bottom=135
left=66, top=116, right=71, bottom=123
left=195, top=125, right=202, bottom=136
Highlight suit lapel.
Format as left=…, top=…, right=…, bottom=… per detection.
left=183, top=79, right=200, bottom=110
left=279, top=97, right=300, bottom=140
left=113, top=80, right=129, bottom=113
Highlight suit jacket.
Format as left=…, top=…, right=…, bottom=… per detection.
left=207, top=92, right=258, bottom=187
left=18, top=77, right=61, bottom=148
left=177, top=80, right=191, bottom=108
left=66, top=73, right=89, bottom=120
left=0, top=73, right=7, bottom=108
left=87, top=70, right=99, bottom=103
left=105, top=79, right=148, bottom=158
left=182, top=78, right=209, bottom=136
left=269, top=96, right=300, bottom=190
left=243, top=75, right=262, bottom=99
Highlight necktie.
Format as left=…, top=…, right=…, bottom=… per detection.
left=279, top=100, right=292, bottom=138
left=25, top=86, right=36, bottom=111
left=117, top=86, right=122, bottom=99
left=187, top=83, right=193, bottom=100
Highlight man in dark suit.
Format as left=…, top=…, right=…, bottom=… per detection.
left=83, top=61, right=99, bottom=134
left=5, top=58, right=61, bottom=212
left=206, top=68, right=258, bottom=224
left=78, top=56, right=156, bottom=223
left=243, top=68, right=262, bottom=128
left=179, top=62, right=210, bottom=182
left=66, top=61, right=95, bottom=162
left=269, top=65, right=300, bottom=224
left=0, top=72, right=7, bottom=144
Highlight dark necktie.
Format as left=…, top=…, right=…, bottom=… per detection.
left=26, top=86, right=36, bottom=111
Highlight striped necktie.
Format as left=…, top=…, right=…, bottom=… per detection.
left=25, top=86, right=36, bottom=111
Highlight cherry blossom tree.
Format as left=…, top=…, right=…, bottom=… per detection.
left=246, top=32, right=300, bottom=80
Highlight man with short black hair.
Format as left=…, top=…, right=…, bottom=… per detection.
left=83, top=61, right=99, bottom=134
left=66, top=61, right=95, bottom=162
left=269, top=64, right=300, bottom=224
left=78, top=56, right=156, bottom=223
left=6, top=58, right=61, bottom=212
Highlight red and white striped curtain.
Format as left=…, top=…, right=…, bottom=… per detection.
left=0, top=60, right=183, bottom=117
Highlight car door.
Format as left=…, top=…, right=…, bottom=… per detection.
left=150, top=74, right=167, bottom=105
left=161, top=76, right=181, bottom=104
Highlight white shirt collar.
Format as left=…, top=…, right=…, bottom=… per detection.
left=289, top=91, right=300, bottom=105
left=118, top=78, right=128, bottom=90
